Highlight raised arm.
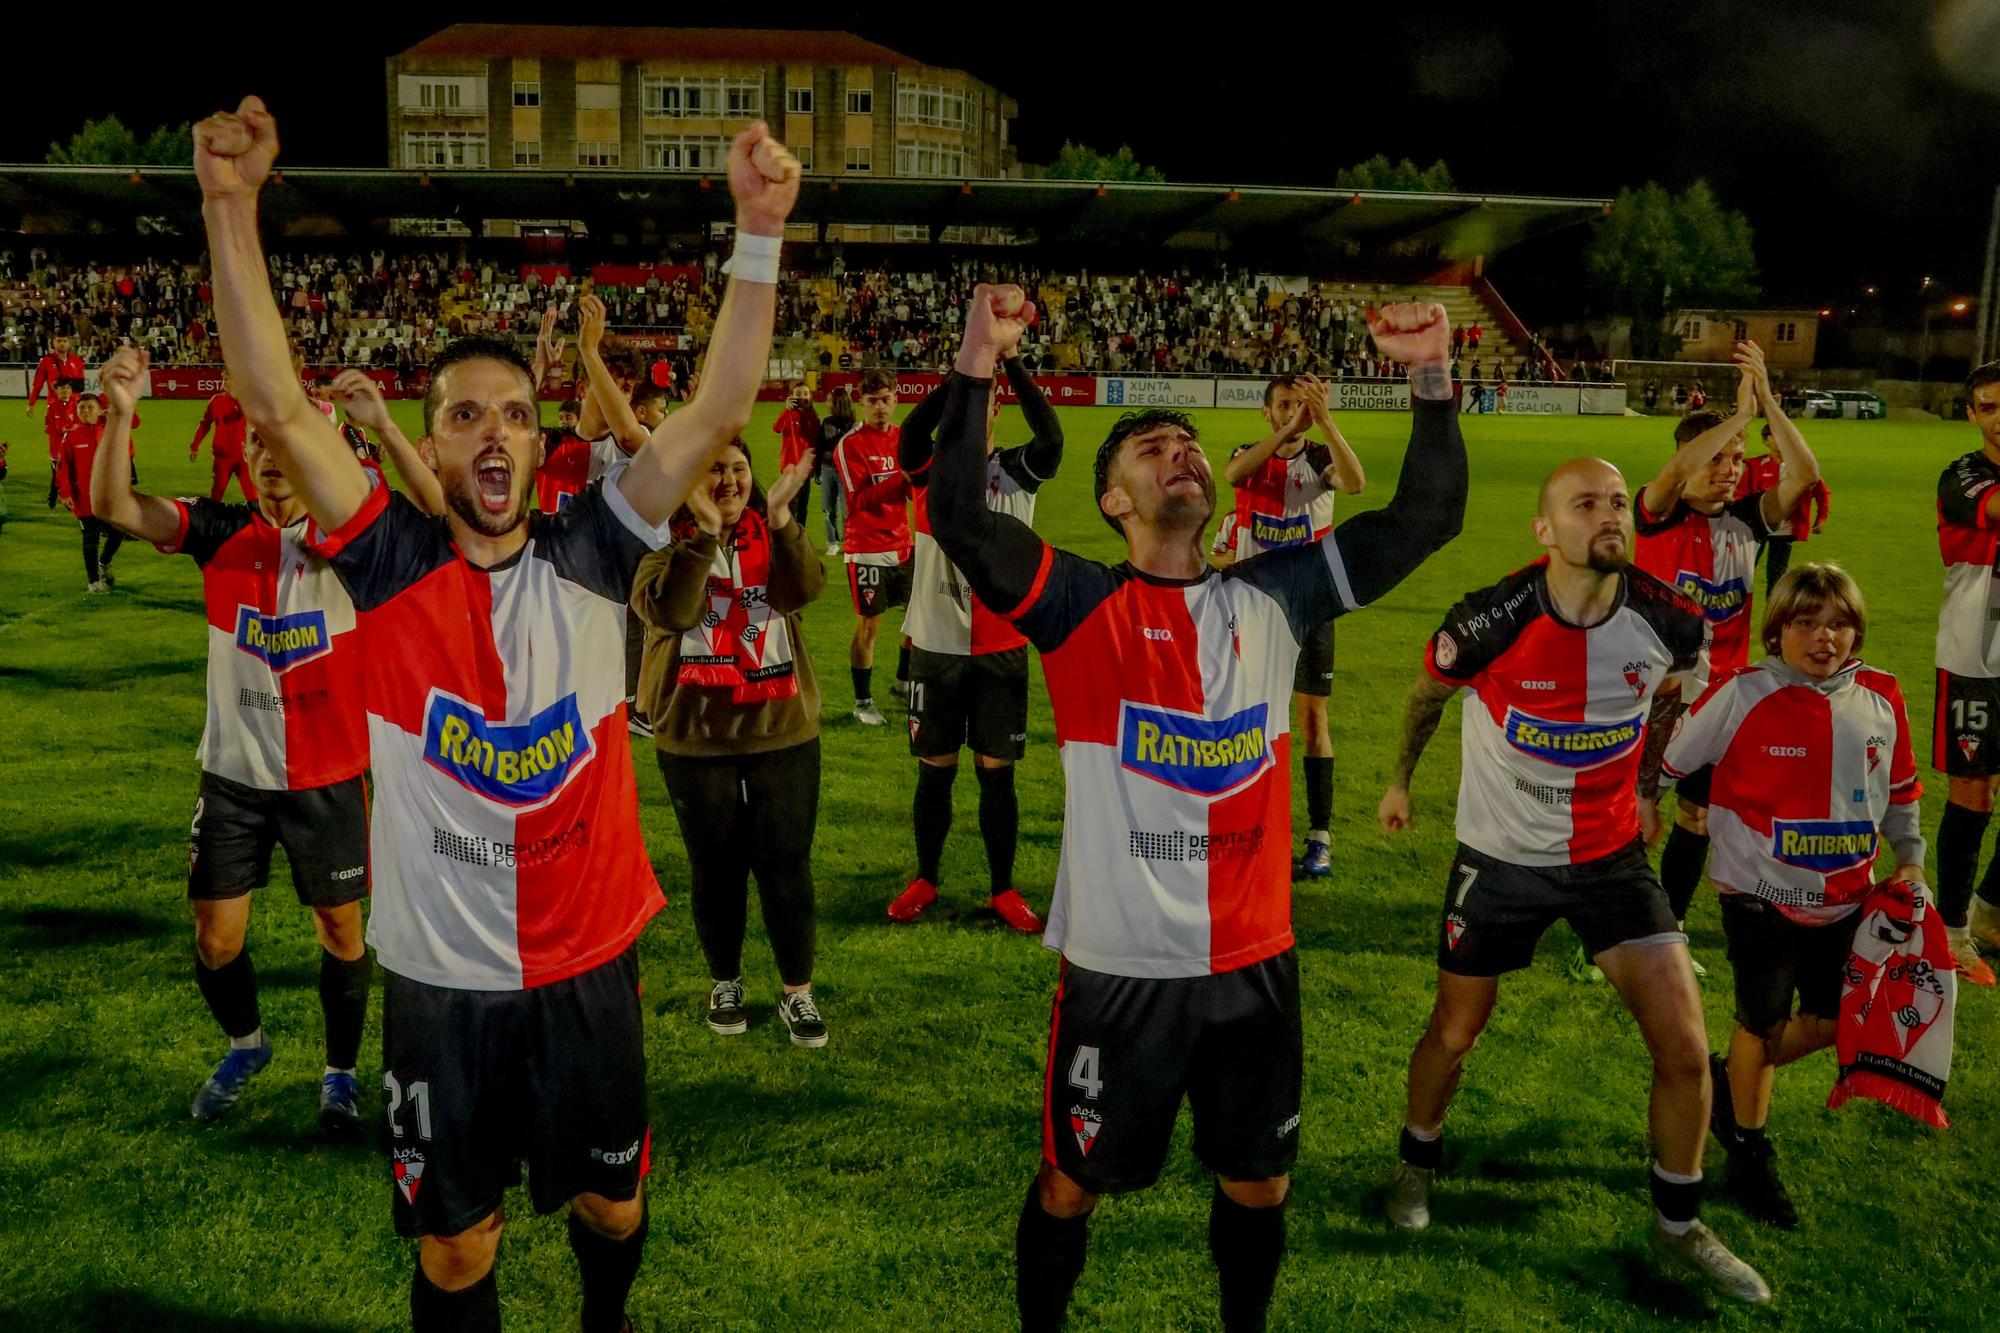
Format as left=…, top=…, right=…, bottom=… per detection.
left=90, top=347, right=180, bottom=545
left=929, top=285, right=1052, bottom=614
left=576, top=295, right=648, bottom=456
left=1639, top=357, right=1756, bottom=519
left=196, top=96, right=368, bottom=531
left=1223, top=405, right=1305, bottom=486
left=1298, top=373, right=1364, bottom=494
left=897, top=381, right=950, bottom=476
left=530, top=304, right=566, bottom=391
left=331, top=369, right=443, bottom=515
left=615, top=123, right=799, bottom=526
left=1378, top=673, right=1460, bottom=832
left=1002, top=356, right=1064, bottom=478
left=1740, top=342, right=1821, bottom=524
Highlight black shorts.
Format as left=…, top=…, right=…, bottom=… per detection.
left=1673, top=764, right=1713, bottom=810
left=848, top=559, right=912, bottom=618
left=381, top=947, right=650, bottom=1238
left=187, top=770, right=370, bottom=906
left=1720, top=894, right=1859, bottom=1034
left=1041, top=951, right=1302, bottom=1194
left=908, top=647, right=1029, bottom=760
left=1438, top=841, right=1684, bottom=977
left=1292, top=619, right=1334, bottom=698
left=1933, top=669, right=2000, bottom=777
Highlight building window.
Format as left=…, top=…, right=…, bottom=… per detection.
left=723, top=77, right=763, bottom=118
left=787, top=86, right=814, bottom=114
left=576, top=140, right=621, bottom=169
left=402, top=131, right=488, bottom=169
left=399, top=75, right=485, bottom=114
left=845, top=145, right=872, bottom=173
left=1733, top=319, right=1748, bottom=341
left=795, top=144, right=814, bottom=172
left=644, top=75, right=747, bottom=118
left=643, top=135, right=729, bottom=170
left=846, top=88, right=873, bottom=115
left=1775, top=321, right=1797, bottom=343
left=577, top=82, right=620, bottom=111
left=896, top=81, right=968, bottom=129
left=513, top=140, right=542, bottom=166
left=895, top=141, right=967, bottom=178
left=643, top=77, right=681, bottom=117
left=512, top=81, right=540, bottom=108
left=1685, top=318, right=1703, bottom=340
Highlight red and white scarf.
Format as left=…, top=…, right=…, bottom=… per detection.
left=675, top=509, right=798, bottom=704
left=1827, top=878, right=1956, bottom=1128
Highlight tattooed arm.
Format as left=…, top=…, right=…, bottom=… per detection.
left=1379, top=673, right=1460, bottom=832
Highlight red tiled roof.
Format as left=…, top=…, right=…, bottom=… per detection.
left=396, top=24, right=923, bottom=66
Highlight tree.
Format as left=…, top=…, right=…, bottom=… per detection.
left=1334, top=155, right=1455, bottom=192
left=46, top=115, right=193, bottom=166
left=1043, top=141, right=1166, bottom=183
left=1586, top=179, right=1759, bottom=359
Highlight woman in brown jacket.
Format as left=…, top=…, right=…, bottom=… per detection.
left=632, top=442, right=829, bottom=1046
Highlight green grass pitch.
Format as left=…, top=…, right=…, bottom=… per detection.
left=0, top=396, right=1989, bottom=1330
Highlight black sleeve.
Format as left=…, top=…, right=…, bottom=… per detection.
left=1424, top=567, right=1544, bottom=683
left=1940, top=456, right=1997, bottom=528
left=1002, top=356, right=1063, bottom=481
left=1724, top=489, right=1777, bottom=543
left=1626, top=570, right=1709, bottom=675
left=1634, top=494, right=1682, bottom=536
left=897, top=383, right=950, bottom=481
left=535, top=477, right=667, bottom=604
left=1229, top=396, right=1467, bottom=636
left=172, top=498, right=253, bottom=566
left=316, top=487, right=455, bottom=614
left=930, top=369, right=1113, bottom=650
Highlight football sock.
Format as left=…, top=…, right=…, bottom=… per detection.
left=411, top=1265, right=499, bottom=1333
left=195, top=948, right=260, bottom=1040
left=1302, top=757, right=1333, bottom=839
left=1938, top=802, right=1989, bottom=926
left=1974, top=816, right=2000, bottom=913
left=1016, top=1184, right=1090, bottom=1333
left=320, top=949, right=371, bottom=1071
left=1398, top=1125, right=1442, bottom=1171
left=850, top=666, right=872, bottom=706
left=1210, top=1188, right=1287, bottom=1333
left=914, top=763, right=956, bottom=883
left=1650, top=1163, right=1703, bottom=1236
left=976, top=764, right=1019, bottom=893
left=1659, top=826, right=1710, bottom=923
left=569, top=1202, right=648, bottom=1333
left=897, top=643, right=912, bottom=683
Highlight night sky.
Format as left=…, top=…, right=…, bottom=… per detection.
left=5, top=2, right=1997, bottom=309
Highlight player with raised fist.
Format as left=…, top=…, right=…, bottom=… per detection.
left=929, top=287, right=1466, bottom=1332
left=199, top=94, right=799, bottom=1332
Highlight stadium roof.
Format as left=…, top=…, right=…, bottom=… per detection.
left=0, top=166, right=1607, bottom=257
left=394, top=25, right=922, bottom=67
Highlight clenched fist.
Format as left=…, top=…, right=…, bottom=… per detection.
left=195, top=96, right=279, bottom=200
left=727, top=122, right=802, bottom=237
left=1368, top=302, right=1450, bottom=368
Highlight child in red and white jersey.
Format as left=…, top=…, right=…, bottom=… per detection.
left=1663, top=563, right=1924, bottom=1229
left=835, top=366, right=913, bottom=724
left=55, top=394, right=129, bottom=591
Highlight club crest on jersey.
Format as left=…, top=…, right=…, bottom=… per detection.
left=1771, top=819, right=1878, bottom=873
left=1070, top=1105, right=1103, bottom=1157
left=1622, top=660, right=1651, bottom=700
left=1868, top=736, right=1886, bottom=773
left=1248, top=509, right=1312, bottom=551
left=1961, top=736, right=1982, bottom=764
left=392, top=1148, right=425, bottom=1204
left=1501, top=708, right=1644, bottom=769
left=1120, top=702, right=1272, bottom=797
left=233, top=607, right=332, bottom=672
left=1445, top=912, right=1468, bottom=950
left=424, top=692, right=592, bottom=807
left=1673, top=570, right=1748, bottom=622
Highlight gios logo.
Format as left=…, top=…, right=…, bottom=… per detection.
left=234, top=607, right=332, bottom=671
left=1501, top=708, right=1644, bottom=769
left=1771, top=819, right=1878, bottom=873
left=424, top=692, right=593, bottom=806
left=1121, top=703, right=1272, bottom=797
left=1673, top=570, right=1748, bottom=622
left=1247, top=509, right=1313, bottom=551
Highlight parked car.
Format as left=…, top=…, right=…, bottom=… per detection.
left=1823, top=389, right=1887, bottom=419
left=1796, top=390, right=1841, bottom=417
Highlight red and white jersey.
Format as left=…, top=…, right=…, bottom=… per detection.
left=1664, top=658, right=1922, bottom=924
left=195, top=393, right=248, bottom=458
left=1211, top=512, right=1240, bottom=560
left=1229, top=443, right=1335, bottom=560
left=587, top=432, right=634, bottom=484
left=1002, top=536, right=1363, bottom=978
left=905, top=445, right=1045, bottom=655
left=160, top=499, right=368, bottom=791
left=1635, top=491, right=1772, bottom=674
left=836, top=423, right=912, bottom=566
left=1427, top=562, right=1709, bottom=867
left=313, top=469, right=669, bottom=991
left=537, top=428, right=591, bottom=513
left=1936, top=450, right=2000, bottom=678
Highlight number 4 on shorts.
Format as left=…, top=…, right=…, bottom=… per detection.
left=1068, top=1045, right=1103, bottom=1100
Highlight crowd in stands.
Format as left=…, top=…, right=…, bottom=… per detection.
left=3, top=246, right=1578, bottom=385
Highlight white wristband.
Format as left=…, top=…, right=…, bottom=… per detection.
left=722, top=231, right=782, bottom=285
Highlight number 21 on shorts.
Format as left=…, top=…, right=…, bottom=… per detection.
left=384, top=1071, right=434, bottom=1141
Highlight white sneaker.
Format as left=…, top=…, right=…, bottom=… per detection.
left=1650, top=1219, right=1772, bottom=1304
left=852, top=701, right=887, bottom=726
left=1949, top=923, right=1998, bottom=986
left=1384, top=1162, right=1432, bottom=1230
left=825, top=542, right=841, bottom=557
left=85, top=580, right=107, bottom=595
left=1971, top=896, right=2000, bottom=953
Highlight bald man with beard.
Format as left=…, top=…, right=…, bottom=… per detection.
left=1376, top=458, right=1772, bottom=1304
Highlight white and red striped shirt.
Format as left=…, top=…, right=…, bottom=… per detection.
left=1230, top=443, right=1335, bottom=560
left=313, top=470, right=669, bottom=991
left=905, top=446, right=1044, bottom=655
left=1664, top=658, right=1923, bottom=924
left=1428, top=561, right=1709, bottom=867
left=1635, top=492, right=1772, bottom=675
left=159, top=499, right=368, bottom=792
left=1936, top=450, right=2000, bottom=678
